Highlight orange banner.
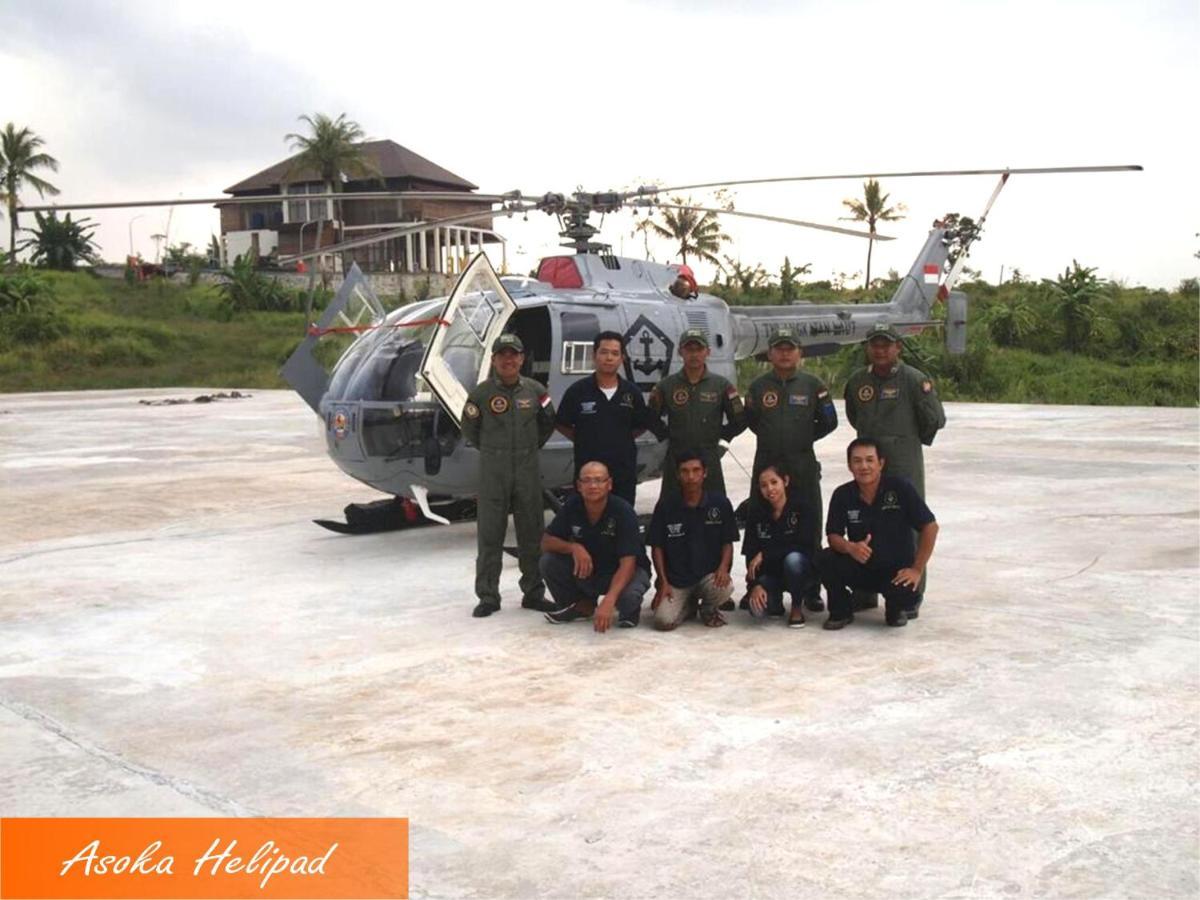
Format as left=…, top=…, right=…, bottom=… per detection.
left=0, top=818, right=407, bottom=899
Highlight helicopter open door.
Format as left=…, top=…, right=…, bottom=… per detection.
left=420, top=252, right=517, bottom=427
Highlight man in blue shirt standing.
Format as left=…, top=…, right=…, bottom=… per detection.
left=540, top=461, right=652, bottom=631
left=819, top=437, right=940, bottom=630
left=555, top=331, right=658, bottom=505
left=647, top=452, right=739, bottom=630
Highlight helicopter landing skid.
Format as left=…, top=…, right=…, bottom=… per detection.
left=314, top=496, right=478, bottom=535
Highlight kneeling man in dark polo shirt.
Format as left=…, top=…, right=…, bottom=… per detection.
left=540, top=461, right=652, bottom=632
left=818, top=437, right=939, bottom=630
left=648, top=451, right=739, bottom=630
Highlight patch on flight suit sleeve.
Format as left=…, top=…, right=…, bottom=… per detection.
left=539, top=392, right=552, bottom=408
left=464, top=401, right=480, bottom=419
left=922, top=380, right=933, bottom=394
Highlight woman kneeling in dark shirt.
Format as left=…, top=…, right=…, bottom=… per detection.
left=743, top=465, right=818, bottom=628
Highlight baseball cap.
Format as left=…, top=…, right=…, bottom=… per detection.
left=768, top=327, right=799, bottom=348
left=679, top=328, right=709, bottom=348
left=492, top=333, right=525, bottom=353
left=865, top=324, right=901, bottom=342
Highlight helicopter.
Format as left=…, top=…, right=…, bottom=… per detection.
left=268, top=165, right=1141, bottom=529
left=20, top=164, right=1141, bottom=530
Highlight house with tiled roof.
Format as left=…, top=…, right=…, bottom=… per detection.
left=218, top=140, right=500, bottom=273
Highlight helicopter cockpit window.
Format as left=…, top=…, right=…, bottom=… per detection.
left=420, top=252, right=516, bottom=425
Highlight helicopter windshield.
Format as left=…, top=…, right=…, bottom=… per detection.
left=329, top=298, right=443, bottom=402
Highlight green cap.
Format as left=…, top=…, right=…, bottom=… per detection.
left=492, top=333, right=525, bottom=353
left=865, top=324, right=901, bottom=343
left=768, top=327, right=799, bottom=348
left=679, top=328, right=709, bottom=348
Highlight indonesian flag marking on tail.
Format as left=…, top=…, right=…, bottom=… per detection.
left=923, top=264, right=941, bottom=285
left=539, top=392, right=552, bottom=408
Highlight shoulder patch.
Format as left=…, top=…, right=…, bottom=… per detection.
left=922, top=380, right=933, bottom=394
left=464, top=401, right=480, bottom=419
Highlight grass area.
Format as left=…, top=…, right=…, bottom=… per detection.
left=0, top=271, right=311, bottom=391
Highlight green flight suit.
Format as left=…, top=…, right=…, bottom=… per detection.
left=843, top=362, right=945, bottom=498
left=844, top=361, right=946, bottom=597
left=649, top=368, right=747, bottom=500
left=745, top=369, right=838, bottom=553
left=461, top=375, right=556, bottom=607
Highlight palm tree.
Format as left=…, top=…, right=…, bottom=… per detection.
left=1, top=123, right=61, bottom=262
left=648, top=196, right=729, bottom=268
left=841, top=179, right=905, bottom=288
left=284, top=113, right=381, bottom=237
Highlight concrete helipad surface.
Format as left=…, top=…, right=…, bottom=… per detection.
left=1, top=389, right=1197, bottom=899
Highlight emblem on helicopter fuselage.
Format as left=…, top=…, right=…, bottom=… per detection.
left=623, top=315, right=674, bottom=387
left=332, top=409, right=349, bottom=439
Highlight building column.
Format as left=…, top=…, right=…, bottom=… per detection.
left=404, top=233, right=413, bottom=273
left=281, top=184, right=290, bottom=225
left=433, top=227, right=441, bottom=274
left=419, top=229, right=428, bottom=272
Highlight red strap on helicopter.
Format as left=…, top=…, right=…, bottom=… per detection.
left=306, top=316, right=450, bottom=337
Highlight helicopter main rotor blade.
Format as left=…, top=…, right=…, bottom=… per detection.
left=278, top=203, right=537, bottom=264
left=17, top=190, right=523, bottom=213
left=630, top=165, right=1143, bottom=198
left=640, top=201, right=895, bottom=241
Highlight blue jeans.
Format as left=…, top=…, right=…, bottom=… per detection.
left=750, top=551, right=812, bottom=618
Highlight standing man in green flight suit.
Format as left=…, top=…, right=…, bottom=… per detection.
left=461, top=333, right=558, bottom=618
left=744, top=326, right=838, bottom=609
left=843, top=324, right=946, bottom=613
left=648, top=328, right=747, bottom=501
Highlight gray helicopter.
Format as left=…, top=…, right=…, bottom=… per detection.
left=21, top=164, right=1140, bottom=530
left=273, top=166, right=1140, bottom=529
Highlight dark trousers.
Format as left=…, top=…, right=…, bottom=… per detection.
left=539, top=552, right=650, bottom=621
left=816, top=549, right=918, bottom=622
left=751, top=551, right=813, bottom=618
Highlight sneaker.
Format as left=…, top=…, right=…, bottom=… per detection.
left=804, top=594, right=825, bottom=613
left=718, top=598, right=735, bottom=612
left=822, top=614, right=854, bottom=631
left=787, top=606, right=806, bottom=629
left=472, top=601, right=500, bottom=618
left=617, top=617, right=639, bottom=629
left=738, top=594, right=750, bottom=611
left=521, top=595, right=557, bottom=612
left=544, top=603, right=588, bottom=625
left=906, top=608, right=920, bottom=620
left=886, top=614, right=908, bottom=627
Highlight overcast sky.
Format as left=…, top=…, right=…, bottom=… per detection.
left=2, top=0, right=1195, bottom=287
